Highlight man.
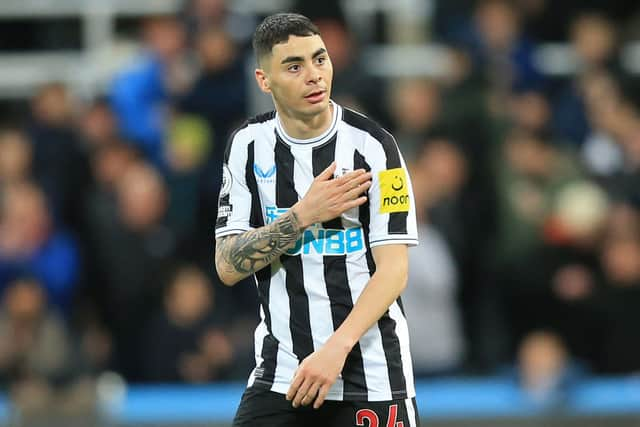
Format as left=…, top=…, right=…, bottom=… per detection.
left=215, top=13, right=419, bottom=427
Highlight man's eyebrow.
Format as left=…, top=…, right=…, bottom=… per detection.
left=311, top=48, right=327, bottom=58
left=280, top=48, right=327, bottom=64
left=281, top=55, right=304, bottom=64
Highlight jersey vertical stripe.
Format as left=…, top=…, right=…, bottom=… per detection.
left=215, top=102, right=418, bottom=401
left=275, top=137, right=315, bottom=362
left=312, top=137, right=368, bottom=397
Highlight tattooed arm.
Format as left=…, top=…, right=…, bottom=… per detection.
left=215, top=209, right=303, bottom=285
left=214, top=162, right=372, bottom=286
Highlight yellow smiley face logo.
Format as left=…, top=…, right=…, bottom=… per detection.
left=391, top=175, right=404, bottom=191
left=378, top=168, right=410, bottom=213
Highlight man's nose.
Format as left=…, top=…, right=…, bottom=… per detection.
left=306, top=68, right=321, bottom=84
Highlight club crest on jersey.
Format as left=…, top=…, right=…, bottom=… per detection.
left=254, top=163, right=276, bottom=183
left=378, top=168, right=410, bottom=213
left=265, top=206, right=365, bottom=255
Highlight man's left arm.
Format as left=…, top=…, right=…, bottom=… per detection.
left=286, top=244, right=409, bottom=409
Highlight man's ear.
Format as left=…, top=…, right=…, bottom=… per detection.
left=255, top=68, right=271, bottom=94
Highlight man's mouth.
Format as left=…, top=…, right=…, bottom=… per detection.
left=304, top=90, right=326, bottom=103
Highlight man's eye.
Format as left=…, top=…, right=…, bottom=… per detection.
left=288, top=64, right=300, bottom=72
left=316, top=57, right=326, bottom=64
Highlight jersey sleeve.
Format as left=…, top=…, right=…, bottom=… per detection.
left=215, top=128, right=253, bottom=238
left=365, top=132, right=419, bottom=248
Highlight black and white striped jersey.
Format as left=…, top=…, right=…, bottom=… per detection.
left=216, top=101, right=418, bottom=401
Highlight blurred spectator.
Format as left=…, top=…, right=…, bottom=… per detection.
left=141, top=265, right=233, bottom=382
left=497, top=181, right=609, bottom=364
left=508, top=90, right=552, bottom=134
left=552, top=13, right=622, bottom=147
left=28, top=83, right=90, bottom=229
left=80, top=142, right=140, bottom=365
left=571, top=13, right=619, bottom=72
left=516, top=330, right=575, bottom=407
left=579, top=70, right=626, bottom=175
left=0, top=182, right=79, bottom=315
left=388, top=78, right=441, bottom=158
left=177, top=26, right=246, bottom=175
left=87, top=161, right=176, bottom=380
left=403, top=138, right=466, bottom=376
left=495, top=128, right=583, bottom=263
left=182, top=0, right=256, bottom=46
left=0, top=278, right=92, bottom=415
left=77, top=98, right=119, bottom=151
left=466, top=0, right=544, bottom=99
left=164, top=115, right=211, bottom=249
left=0, top=128, right=32, bottom=185
left=590, top=224, right=640, bottom=374
left=110, top=15, right=190, bottom=168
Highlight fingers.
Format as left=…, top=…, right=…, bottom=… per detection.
left=343, top=196, right=368, bottom=211
left=286, top=371, right=304, bottom=402
left=315, top=161, right=337, bottom=182
left=335, top=169, right=369, bottom=186
left=313, top=384, right=330, bottom=409
left=343, top=179, right=372, bottom=201
left=291, top=378, right=313, bottom=408
left=300, top=382, right=321, bottom=407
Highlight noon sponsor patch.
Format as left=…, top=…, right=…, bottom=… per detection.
left=378, top=168, right=410, bottom=213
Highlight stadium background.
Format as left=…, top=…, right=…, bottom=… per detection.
left=0, top=0, right=640, bottom=425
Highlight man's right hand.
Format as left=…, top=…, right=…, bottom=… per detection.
left=292, top=161, right=372, bottom=229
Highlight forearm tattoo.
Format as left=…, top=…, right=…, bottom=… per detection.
left=216, top=209, right=303, bottom=278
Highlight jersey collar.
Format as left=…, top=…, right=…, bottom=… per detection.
left=275, top=101, right=341, bottom=147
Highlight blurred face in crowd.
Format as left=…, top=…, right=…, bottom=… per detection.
left=475, top=0, right=519, bottom=51
left=197, top=27, right=236, bottom=72
left=415, top=139, right=467, bottom=198
left=165, top=267, right=212, bottom=327
left=0, top=182, right=51, bottom=255
left=505, top=131, right=555, bottom=178
left=410, top=138, right=467, bottom=222
left=0, top=130, right=32, bottom=183
left=190, top=0, right=226, bottom=21
left=602, top=237, right=640, bottom=286
left=81, top=101, right=117, bottom=147
left=255, top=34, right=333, bottom=121
left=509, top=91, right=550, bottom=132
left=390, top=79, right=440, bottom=133
left=571, top=13, right=616, bottom=68
left=144, top=16, right=185, bottom=61
left=605, top=204, right=640, bottom=240
left=92, top=144, right=138, bottom=189
left=518, top=331, right=567, bottom=392
left=4, top=279, right=45, bottom=324
left=116, top=163, right=167, bottom=231
left=32, top=83, right=73, bottom=126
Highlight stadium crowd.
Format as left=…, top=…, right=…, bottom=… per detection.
left=1, top=0, right=640, bottom=414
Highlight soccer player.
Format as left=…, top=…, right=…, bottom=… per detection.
left=215, top=13, right=419, bottom=427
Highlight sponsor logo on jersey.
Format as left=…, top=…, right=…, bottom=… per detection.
left=254, top=163, right=277, bottom=183
left=378, top=168, right=410, bottom=213
left=266, top=206, right=364, bottom=255
left=217, top=204, right=232, bottom=218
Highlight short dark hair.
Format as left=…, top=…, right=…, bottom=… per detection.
left=252, top=13, right=320, bottom=64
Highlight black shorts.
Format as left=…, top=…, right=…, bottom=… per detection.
left=232, top=386, right=420, bottom=427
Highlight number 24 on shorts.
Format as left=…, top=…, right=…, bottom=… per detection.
left=356, top=404, right=403, bottom=427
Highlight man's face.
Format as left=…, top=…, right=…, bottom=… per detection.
left=256, top=35, right=333, bottom=118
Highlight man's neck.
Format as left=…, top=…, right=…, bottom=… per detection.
left=277, top=102, right=334, bottom=140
